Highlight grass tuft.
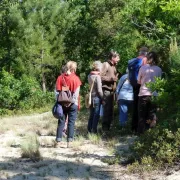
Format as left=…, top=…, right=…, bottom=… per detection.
left=21, top=134, right=42, bottom=161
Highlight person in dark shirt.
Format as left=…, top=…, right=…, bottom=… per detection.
left=101, top=51, right=120, bottom=132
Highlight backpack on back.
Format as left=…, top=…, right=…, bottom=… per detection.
left=57, top=76, right=73, bottom=107
left=128, top=57, right=143, bottom=87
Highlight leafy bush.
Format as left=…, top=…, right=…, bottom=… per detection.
left=131, top=128, right=180, bottom=165
left=0, top=70, right=54, bottom=114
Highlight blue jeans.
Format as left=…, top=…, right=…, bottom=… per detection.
left=87, top=97, right=101, bottom=133
left=56, top=103, right=78, bottom=142
left=118, top=99, right=133, bottom=126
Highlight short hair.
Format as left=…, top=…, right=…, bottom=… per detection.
left=61, top=65, right=68, bottom=74
left=108, top=51, right=119, bottom=60
left=92, top=61, right=102, bottom=71
left=139, top=46, right=148, bottom=56
left=147, top=51, right=158, bottom=65
left=66, top=61, right=77, bottom=72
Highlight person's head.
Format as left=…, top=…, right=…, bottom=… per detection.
left=147, top=51, right=158, bottom=65
left=108, top=51, right=120, bottom=65
left=60, top=65, right=68, bottom=74
left=139, top=46, right=148, bottom=56
left=66, top=61, right=77, bottom=74
left=92, top=61, right=102, bottom=72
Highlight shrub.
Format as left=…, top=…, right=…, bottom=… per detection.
left=21, top=134, right=42, bottom=161
left=0, top=69, right=54, bottom=114
left=129, top=128, right=180, bottom=171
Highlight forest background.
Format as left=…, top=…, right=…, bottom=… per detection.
left=0, top=0, right=179, bottom=169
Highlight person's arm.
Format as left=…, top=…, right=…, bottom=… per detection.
left=72, top=86, right=80, bottom=103
left=116, top=79, right=121, bottom=96
left=116, top=75, right=125, bottom=97
left=137, top=67, right=142, bottom=84
left=96, top=76, right=103, bottom=99
left=56, top=75, right=62, bottom=91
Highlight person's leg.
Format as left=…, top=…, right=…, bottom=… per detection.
left=102, top=90, right=113, bottom=131
left=67, top=103, right=78, bottom=142
left=131, top=85, right=140, bottom=132
left=148, top=97, right=157, bottom=128
left=56, top=115, right=66, bottom=142
left=119, top=99, right=128, bottom=126
left=137, top=96, right=149, bottom=134
left=108, top=92, right=114, bottom=128
left=87, top=105, right=94, bottom=133
left=92, top=97, right=101, bottom=133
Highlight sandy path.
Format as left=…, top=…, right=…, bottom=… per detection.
left=0, top=112, right=179, bottom=180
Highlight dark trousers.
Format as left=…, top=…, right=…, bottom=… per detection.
left=102, top=90, right=113, bottom=131
left=56, top=103, right=78, bottom=142
left=87, top=97, right=101, bottom=133
left=138, top=96, right=157, bottom=134
left=131, top=85, right=140, bottom=132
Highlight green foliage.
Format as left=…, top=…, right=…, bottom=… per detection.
left=0, top=69, right=53, bottom=115
left=0, top=0, right=179, bottom=130
left=130, top=128, right=180, bottom=170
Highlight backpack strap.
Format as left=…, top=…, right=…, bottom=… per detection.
left=61, top=75, right=70, bottom=91
left=118, top=77, right=127, bottom=94
left=89, top=77, right=97, bottom=93
left=62, top=75, right=67, bottom=87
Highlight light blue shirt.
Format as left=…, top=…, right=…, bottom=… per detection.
left=116, top=74, right=134, bottom=101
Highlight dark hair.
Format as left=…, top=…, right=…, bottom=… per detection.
left=60, top=65, right=68, bottom=74
left=147, top=51, right=158, bottom=65
left=108, top=51, right=119, bottom=60
left=139, top=46, right=148, bottom=55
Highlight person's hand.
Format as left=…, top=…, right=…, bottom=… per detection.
left=111, top=77, right=118, bottom=82
left=150, top=119, right=156, bottom=128
left=102, top=100, right=106, bottom=105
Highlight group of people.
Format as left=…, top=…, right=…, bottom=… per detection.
left=87, top=47, right=162, bottom=135
left=54, top=47, right=162, bottom=147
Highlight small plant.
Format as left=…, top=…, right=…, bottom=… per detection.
left=21, top=134, right=42, bottom=161
left=128, top=156, right=156, bottom=173
left=106, top=138, right=119, bottom=148
left=87, top=133, right=102, bottom=145
left=101, top=156, right=120, bottom=165
left=72, top=135, right=85, bottom=150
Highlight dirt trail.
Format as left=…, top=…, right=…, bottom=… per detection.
left=0, top=112, right=179, bottom=180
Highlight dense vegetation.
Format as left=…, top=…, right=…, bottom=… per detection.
left=0, top=0, right=179, bottom=169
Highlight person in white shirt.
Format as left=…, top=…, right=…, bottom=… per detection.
left=116, top=69, right=133, bottom=127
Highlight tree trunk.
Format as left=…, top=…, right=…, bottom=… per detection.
left=42, top=72, right=46, bottom=92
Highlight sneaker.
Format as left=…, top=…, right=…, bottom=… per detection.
left=67, top=141, right=73, bottom=148
left=55, top=141, right=66, bottom=148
